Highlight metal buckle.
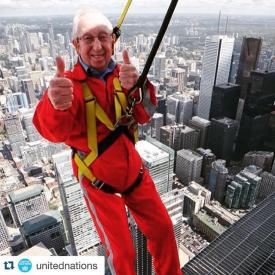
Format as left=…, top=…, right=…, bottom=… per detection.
left=93, top=180, right=105, bottom=189
left=114, top=114, right=135, bottom=128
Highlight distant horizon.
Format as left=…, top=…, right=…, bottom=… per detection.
left=1, top=12, right=275, bottom=19
left=1, top=0, right=275, bottom=18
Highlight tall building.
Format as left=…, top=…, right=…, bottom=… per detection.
left=130, top=219, right=152, bottom=275
left=0, top=211, right=11, bottom=255
left=20, top=109, right=41, bottom=142
left=20, top=140, right=65, bottom=167
left=182, top=181, right=211, bottom=218
left=154, top=54, right=166, bottom=81
left=176, top=149, right=203, bottom=185
left=196, top=148, right=216, bottom=185
left=258, top=172, right=275, bottom=200
left=210, top=83, right=240, bottom=119
left=21, top=79, right=37, bottom=107
left=236, top=37, right=262, bottom=98
left=52, top=150, right=103, bottom=256
left=159, top=124, right=182, bottom=151
left=229, top=169, right=262, bottom=209
left=146, top=137, right=175, bottom=188
left=188, top=116, right=211, bottom=148
left=136, top=140, right=172, bottom=195
left=160, top=189, right=184, bottom=247
left=243, top=151, right=274, bottom=171
left=167, top=94, right=193, bottom=124
left=183, top=192, right=275, bottom=275
left=180, top=126, right=199, bottom=151
left=265, top=111, right=275, bottom=152
left=4, top=113, right=26, bottom=156
left=171, top=68, right=187, bottom=92
left=272, top=158, right=275, bottom=176
left=236, top=113, right=270, bottom=157
left=208, top=160, right=228, bottom=203
left=198, top=35, right=235, bottom=119
left=21, top=210, right=66, bottom=254
left=7, top=184, right=49, bottom=227
left=207, top=117, right=238, bottom=161
left=225, top=180, right=242, bottom=208
left=151, top=113, right=163, bottom=140
left=155, top=94, right=166, bottom=124
left=130, top=189, right=184, bottom=275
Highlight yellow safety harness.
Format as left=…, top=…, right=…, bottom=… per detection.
left=73, top=77, right=138, bottom=183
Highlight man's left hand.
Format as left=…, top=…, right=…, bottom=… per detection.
left=119, top=49, right=139, bottom=90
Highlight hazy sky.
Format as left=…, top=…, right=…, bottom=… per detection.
left=0, top=0, right=275, bottom=17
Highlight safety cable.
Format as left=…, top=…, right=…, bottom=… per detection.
left=113, top=0, right=133, bottom=41
left=126, top=0, right=179, bottom=114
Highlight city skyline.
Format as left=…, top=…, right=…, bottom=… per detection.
left=0, top=0, right=275, bottom=17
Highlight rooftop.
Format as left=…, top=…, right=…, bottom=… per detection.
left=8, top=184, right=44, bottom=204
left=21, top=210, right=62, bottom=235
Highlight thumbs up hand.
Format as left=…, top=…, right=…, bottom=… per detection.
left=48, top=56, right=74, bottom=111
left=119, top=49, right=139, bottom=90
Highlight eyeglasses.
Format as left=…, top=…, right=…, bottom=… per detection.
left=78, top=33, right=112, bottom=45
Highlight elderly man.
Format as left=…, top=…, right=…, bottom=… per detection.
left=33, top=8, right=182, bottom=275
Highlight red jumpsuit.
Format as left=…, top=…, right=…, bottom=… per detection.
left=33, top=61, right=182, bottom=275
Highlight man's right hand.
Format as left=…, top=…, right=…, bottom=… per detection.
left=48, top=56, right=74, bottom=111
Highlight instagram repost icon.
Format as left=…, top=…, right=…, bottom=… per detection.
left=18, top=258, right=32, bottom=273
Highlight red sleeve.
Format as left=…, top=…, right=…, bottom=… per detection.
left=33, top=88, right=79, bottom=143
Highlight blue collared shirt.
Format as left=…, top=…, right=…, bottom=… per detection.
left=79, top=57, right=116, bottom=80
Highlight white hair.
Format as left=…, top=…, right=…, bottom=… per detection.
left=72, top=7, right=113, bottom=39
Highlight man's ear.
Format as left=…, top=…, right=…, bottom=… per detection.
left=72, top=39, right=80, bottom=54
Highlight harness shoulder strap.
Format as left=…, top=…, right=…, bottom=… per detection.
left=74, top=78, right=138, bottom=182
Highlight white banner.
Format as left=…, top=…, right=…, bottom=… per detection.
left=0, top=256, right=104, bottom=275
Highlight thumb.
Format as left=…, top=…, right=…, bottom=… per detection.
left=55, top=56, right=65, bottom=77
left=122, top=49, right=131, bottom=64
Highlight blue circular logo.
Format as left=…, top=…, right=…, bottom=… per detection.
left=18, top=258, right=32, bottom=273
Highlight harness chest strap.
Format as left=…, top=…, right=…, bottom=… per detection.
left=74, top=77, right=138, bottom=182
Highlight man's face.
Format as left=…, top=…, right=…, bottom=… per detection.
left=74, top=25, right=113, bottom=72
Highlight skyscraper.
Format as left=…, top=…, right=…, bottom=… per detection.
left=243, top=151, right=274, bottom=171
left=258, top=171, right=275, bottom=200
left=176, top=149, right=203, bottom=185
left=207, top=117, right=238, bottom=162
left=159, top=124, right=183, bottom=151
left=136, top=140, right=172, bottom=195
left=146, top=137, right=175, bottom=188
left=180, top=126, right=199, bottom=151
left=208, top=160, right=228, bottom=203
left=210, top=83, right=240, bottom=119
left=225, top=180, right=242, bottom=208
left=130, top=189, right=184, bottom=275
left=21, top=79, right=37, bottom=107
left=21, top=210, right=66, bottom=254
left=196, top=148, right=216, bottom=185
left=4, top=113, right=26, bottom=156
left=153, top=54, right=166, bottom=81
left=198, top=35, right=235, bottom=119
left=183, top=192, right=275, bottom=275
left=167, top=94, right=193, bottom=124
left=7, top=184, right=49, bottom=227
left=20, top=109, right=41, bottom=142
left=230, top=169, right=262, bottom=209
left=0, top=211, right=11, bottom=255
left=188, top=116, right=211, bottom=148
left=151, top=113, right=163, bottom=140
left=171, top=67, right=187, bottom=92
left=52, top=150, right=103, bottom=256
left=236, top=37, right=262, bottom=98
